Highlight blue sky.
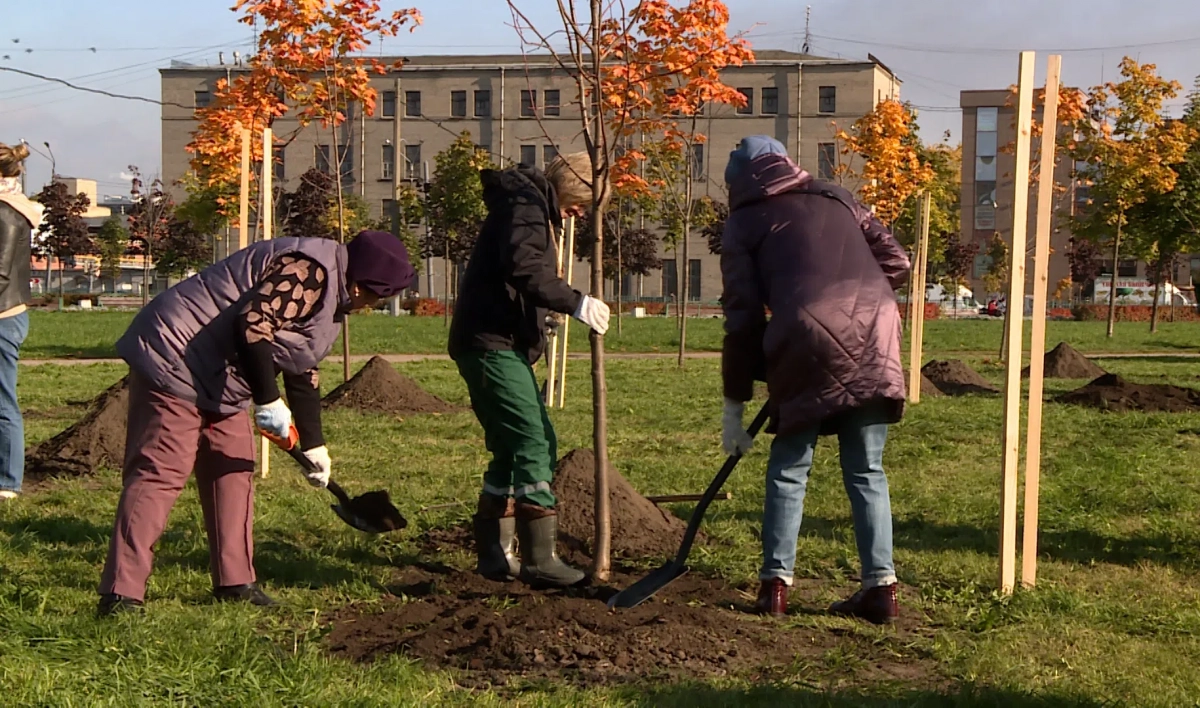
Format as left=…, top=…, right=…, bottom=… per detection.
left=3, top=0, right=1199, bottom=197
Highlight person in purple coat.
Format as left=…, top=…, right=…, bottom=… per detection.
left=719, top=136, right=910, bottom=624
left=97, top=230, right=414, bottom=616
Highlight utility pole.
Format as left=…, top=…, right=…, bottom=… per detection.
left=802, top=5, right=812, bottom=54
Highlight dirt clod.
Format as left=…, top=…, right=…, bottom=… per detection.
left=25, top=377, right=129, bottom=481
left=921, top=360, right=999, bottom=396
left=902, top=369, right=944, bottom=397
left=323, top=356, right=460, bottom=416
left=552, top=449, right=692, bottom=563
left=325, top=563, right=934, bottom=688
left=1057, top=374, right=1200, bottom=413
left=1023, top=342, right=1106, bottom=380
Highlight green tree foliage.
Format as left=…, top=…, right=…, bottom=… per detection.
left=423, top=132, right=494, bottom=265
left=95, top=216, right=129, bottom=289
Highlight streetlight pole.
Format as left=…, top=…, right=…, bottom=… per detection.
left=43, top=142, right=61, bottom=309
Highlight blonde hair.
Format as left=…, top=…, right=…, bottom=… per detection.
left=545, top=151, right=593, bottom=209
left=0, top=142, right=30, bottom=178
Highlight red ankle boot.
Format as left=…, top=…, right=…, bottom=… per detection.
left=829, top=584, right=898, bottom=625
left=755, top=578, right=788, bottom=618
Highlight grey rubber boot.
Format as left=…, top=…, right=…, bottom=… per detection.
left=473, top=494, right=520, bottom=581
left=515, top=502, right=586, bottom=588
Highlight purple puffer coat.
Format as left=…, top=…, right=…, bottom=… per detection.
left=720, top=153, right=911, bottom=438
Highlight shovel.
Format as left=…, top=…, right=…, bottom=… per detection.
left=607, top=403, right=770, bottom=610
left=263, top=425, right=407, bottom=534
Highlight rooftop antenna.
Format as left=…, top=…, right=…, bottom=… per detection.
left=233, top=50, right=241, bottom=67
left=219, top=51, right=225, bottom=65
left=802, top=6, right=812, bottom=55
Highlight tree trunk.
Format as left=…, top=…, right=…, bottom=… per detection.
left=332, top=120, right=351, bottom=382
left=616, top=214, right=623, bottom=337
left=1151, top=276, right=1162, bottom=333
left=1106, top=220, right=1122, bottom=338
left=587, top=0, right=611, bottom=583
left=678, top=166, right=693, bottom=368
left=444, top=240, right=451, bottom=327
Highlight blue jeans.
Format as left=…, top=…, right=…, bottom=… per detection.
left=0, top=311, right=27, bottom=493
left=760, top=404, right=896, bottom=589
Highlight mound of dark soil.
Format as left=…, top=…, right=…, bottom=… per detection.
left=1057, top=374, right=1200, bottom=413
left=902, top=369, right=944, bottom=398
left=325, top=563, right=933, bottom=688
left=1023, top=342, right=1106, bottom=380
left=26, top=377, right=129, bottom=480
left=921, top=360, right=999, bottom=396
left=552, top=449, right=692, bottom=563
left=323, top=356, right=460, bottom=415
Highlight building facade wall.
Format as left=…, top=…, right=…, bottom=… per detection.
left=163, top=52, right=897, bottom=304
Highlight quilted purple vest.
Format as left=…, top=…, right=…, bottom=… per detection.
left=116, top=237, right=349, bottom=415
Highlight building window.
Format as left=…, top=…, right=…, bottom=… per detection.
left=520, top=144, right=537, bottom=166
left=817, top=142, right=836, bottom=180
left=273, top=145, right=285, bottom=183
left=405, top=91, right=421, bottom=117
left=543, top=89, right=561, bottom=116
left=404, top=143, right=421, bottom=179
left=382, top=198, right=394, bottom=222
left=336, top=145, right=353, bottom=187
left=691, top=143, right=705, bottom=181
left=544, top=144, right=558, bottom=165
left=193, top=90, right=211, bottom=110
left=451, top=90, right=467, bottom=118
left=381, top=90, right=396, bottom=118
left=381, top=144, right=395, bottom=180
left=521, top=90, right=536, bottom=117
left=818, top=86, right=836, bottom=114
left=662, top=259, right=678, bottom=299
left=474, top=90, right=491, bottom=117
left=315, top=144, right=331, bottom=174
left=688, top=259, right=701, bottom=301
left=736, top=87, right=753, bottom=115
left=762, top=87, right=779, bottom=115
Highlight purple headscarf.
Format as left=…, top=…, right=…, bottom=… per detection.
left=345, top=230, right=415, bottom=298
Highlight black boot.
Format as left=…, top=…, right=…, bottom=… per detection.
left=515, top=502, right=586, bottom=589
left=213, top=583, right=278, bottom=606
left=473, top=494, right=520, bottom=581
left=97, top=593, right=144, bottom=617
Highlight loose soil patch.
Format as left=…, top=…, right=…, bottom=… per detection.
left=323, top=355, right=460, bottom=416
left=325, top=563, right=935, bottom=689
left=902, top=369, right=944, bottom=398
left=552, top=449, right=692, bottom=564
left=1023, top=342, right=1106, bottom=380
left=921, top=360, right=999, bottom=396
left=1057, top=374, right=1200, bottom=413
left=25, top=377, right=129, bottom=481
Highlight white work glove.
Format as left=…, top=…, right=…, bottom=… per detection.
left=572, top=295, right=611, bottom=335
left=721, top=398, right=755, bottom=456
left=253, top=398, right=293, bottom=440
left=301, top=446, right=331, bottom=488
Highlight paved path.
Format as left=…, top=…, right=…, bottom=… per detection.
left=17, top=350, right=1200, bottom=367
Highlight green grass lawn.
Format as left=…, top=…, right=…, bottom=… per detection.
left=18, top=309, right=1200, bottom=360
left=3, top=353, right=1200, bottom=705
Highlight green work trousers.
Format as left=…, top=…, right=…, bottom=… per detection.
left=455, top=349, right=557, bottom=508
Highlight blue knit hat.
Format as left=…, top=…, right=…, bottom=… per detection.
left=724, top=135, right=789, bottom=185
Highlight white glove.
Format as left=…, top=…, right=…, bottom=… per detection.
left=253, top=398, right=293, bottom=440
left=301, top=446, right=331, bottom=488
left=721, top=398, right=755, bottom=456
left=572, top=295, right=611, bottom=335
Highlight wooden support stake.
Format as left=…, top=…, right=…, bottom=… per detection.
left=260, top=128, right=274, bottom=479
left=1022, top=54, right=1061, bottom=589
left=999, top=51, right=1036, bottom=595
left=237, top=124, right=251, bottom=251
left=545, top=223, right=567, bottom=405
left=916, top=192, right=932, bottom=383
left=907, top=192, right=932, bottom=403
left=647, top=492, right=732, bottom=504
left=555, top=217, right=576, bottom=409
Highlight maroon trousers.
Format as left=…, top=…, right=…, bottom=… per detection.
left=99, top=373, right=258, bottom=601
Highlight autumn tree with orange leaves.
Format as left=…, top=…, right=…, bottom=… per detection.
left=1066, top=58, right=1192, bottom=338
left=187, top=0, right=420, bottom=378
left=506, top=0, right=751, bottom=580
left=834, top=99, right=934, bottom=227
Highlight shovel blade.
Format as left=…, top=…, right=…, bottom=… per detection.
left=330, top=503, right=389, bottom=534
left=606, top=562, right=689, bottom=610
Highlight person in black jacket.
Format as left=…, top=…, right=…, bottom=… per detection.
left=450, top=152, right=610, bottom=588
left=0, top=143, right=37, bottom=501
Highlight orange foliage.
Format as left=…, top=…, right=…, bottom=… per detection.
left=1001, top=83, right=1088, bottom=190
left=599, top=0, right=754, bottom=193
left=186, top=0, right=421, bottom=213
left=833, top=99, right=933, bottom=225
